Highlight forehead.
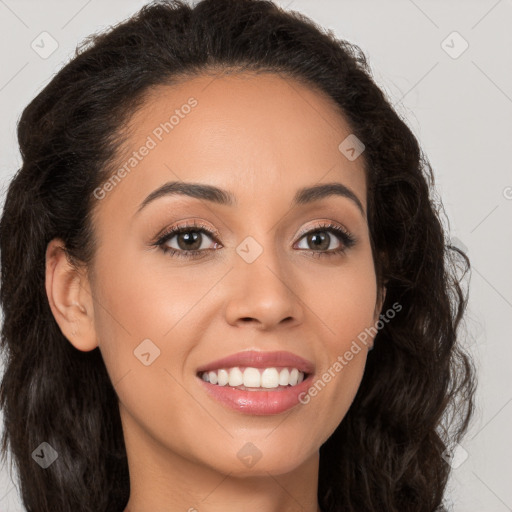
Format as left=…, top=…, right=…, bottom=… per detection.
left=96, top=72, right=367, bottom=219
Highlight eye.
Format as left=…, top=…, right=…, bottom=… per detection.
left=294, top=222, right=356, bottom=258
left=154, top=220, right=220, bottom=259
left=152, top=220, right=356, bottom=260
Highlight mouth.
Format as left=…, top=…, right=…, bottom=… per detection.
left=197, top=366, right=308, bottom=390
left=196, top=350, right=315, bottom=415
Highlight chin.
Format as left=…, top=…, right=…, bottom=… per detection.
left=201, top=442, right=317, bottom=478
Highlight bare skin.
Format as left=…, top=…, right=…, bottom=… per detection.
left=45, top=72, right=385, bottom=512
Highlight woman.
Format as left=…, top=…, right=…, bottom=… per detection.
left=0, top=0, right=476, bottom=510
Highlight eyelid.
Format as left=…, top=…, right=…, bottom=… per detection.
left=154, top=220, right=353, bottom=243
left=294, top=220, right=352, bottom=241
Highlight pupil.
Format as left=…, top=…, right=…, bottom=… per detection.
left=179, top=231, right=201, bottom=250
left=310, top=232, right=328, bottom=250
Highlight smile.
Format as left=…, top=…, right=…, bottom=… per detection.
left=196, top=350, right=315, bottom=415
left=199, top=366, right=306, bottom=389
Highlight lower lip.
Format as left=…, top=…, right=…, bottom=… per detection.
left=198, top=375, right=313, bottom=415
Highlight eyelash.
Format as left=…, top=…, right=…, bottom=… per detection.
left=152, top=220, right=356, bottom=260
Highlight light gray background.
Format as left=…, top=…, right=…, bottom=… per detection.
left=0, top=0, right=511, bottom=510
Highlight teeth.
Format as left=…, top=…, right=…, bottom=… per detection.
left=261, top=368, right=279, bottom=388
left=278, top=368, right=289, bottom=386
left=228, top=367, right=243, bottom=387
left=217, top=369, right=229, bottom=386
left=200, top=367, right=306, bottom=388
left=243, top=367, right=261, bottom=387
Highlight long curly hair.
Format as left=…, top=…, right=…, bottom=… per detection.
left=0, top=0, right=476, bottom=510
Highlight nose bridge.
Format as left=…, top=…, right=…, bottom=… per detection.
left=224, top=232, right=303, bottom=328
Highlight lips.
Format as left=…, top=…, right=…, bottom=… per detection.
left=196, top=350, right=315, bottom=415
left=196, top=350, right=315, bottom=375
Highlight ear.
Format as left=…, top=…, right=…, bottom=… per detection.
left=374, top=282, right=387, bottom=322
left=45, top=238, right=98, bottom=352
left=369, top=282, right=387, bottom=350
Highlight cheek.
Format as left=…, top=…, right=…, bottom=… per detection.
left=311, top=251, right=379, bottom=349
left=90, top=253, right=208, bottom=461
left=300, top=252, right=377, bottom=428
left=92, top=247, right=202, bottom=342
left=90, top=247, right=226, bottom=397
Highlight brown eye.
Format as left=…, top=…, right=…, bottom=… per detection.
left=299, top=231, right=337, bottom=251
left=165, top=230, right=209, bottom=251
left=294, top=223, right=356, bottom=257
left=153, top=221, right=221, bottom=259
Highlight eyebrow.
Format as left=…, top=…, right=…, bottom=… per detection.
left=136, top=181, right=365, bottom=216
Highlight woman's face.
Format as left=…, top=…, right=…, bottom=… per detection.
left=85, top=73, right=382, bottom=478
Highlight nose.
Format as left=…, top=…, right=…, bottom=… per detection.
left=223, top=241, right=304, bottom=331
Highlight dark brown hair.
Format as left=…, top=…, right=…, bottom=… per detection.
left=0, top=0, right=476, bottom=510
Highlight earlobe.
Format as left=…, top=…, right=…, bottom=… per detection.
left=45, top=238, right=98, bottom=352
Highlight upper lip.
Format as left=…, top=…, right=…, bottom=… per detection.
left=196, top=350, right=315, bottom=375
